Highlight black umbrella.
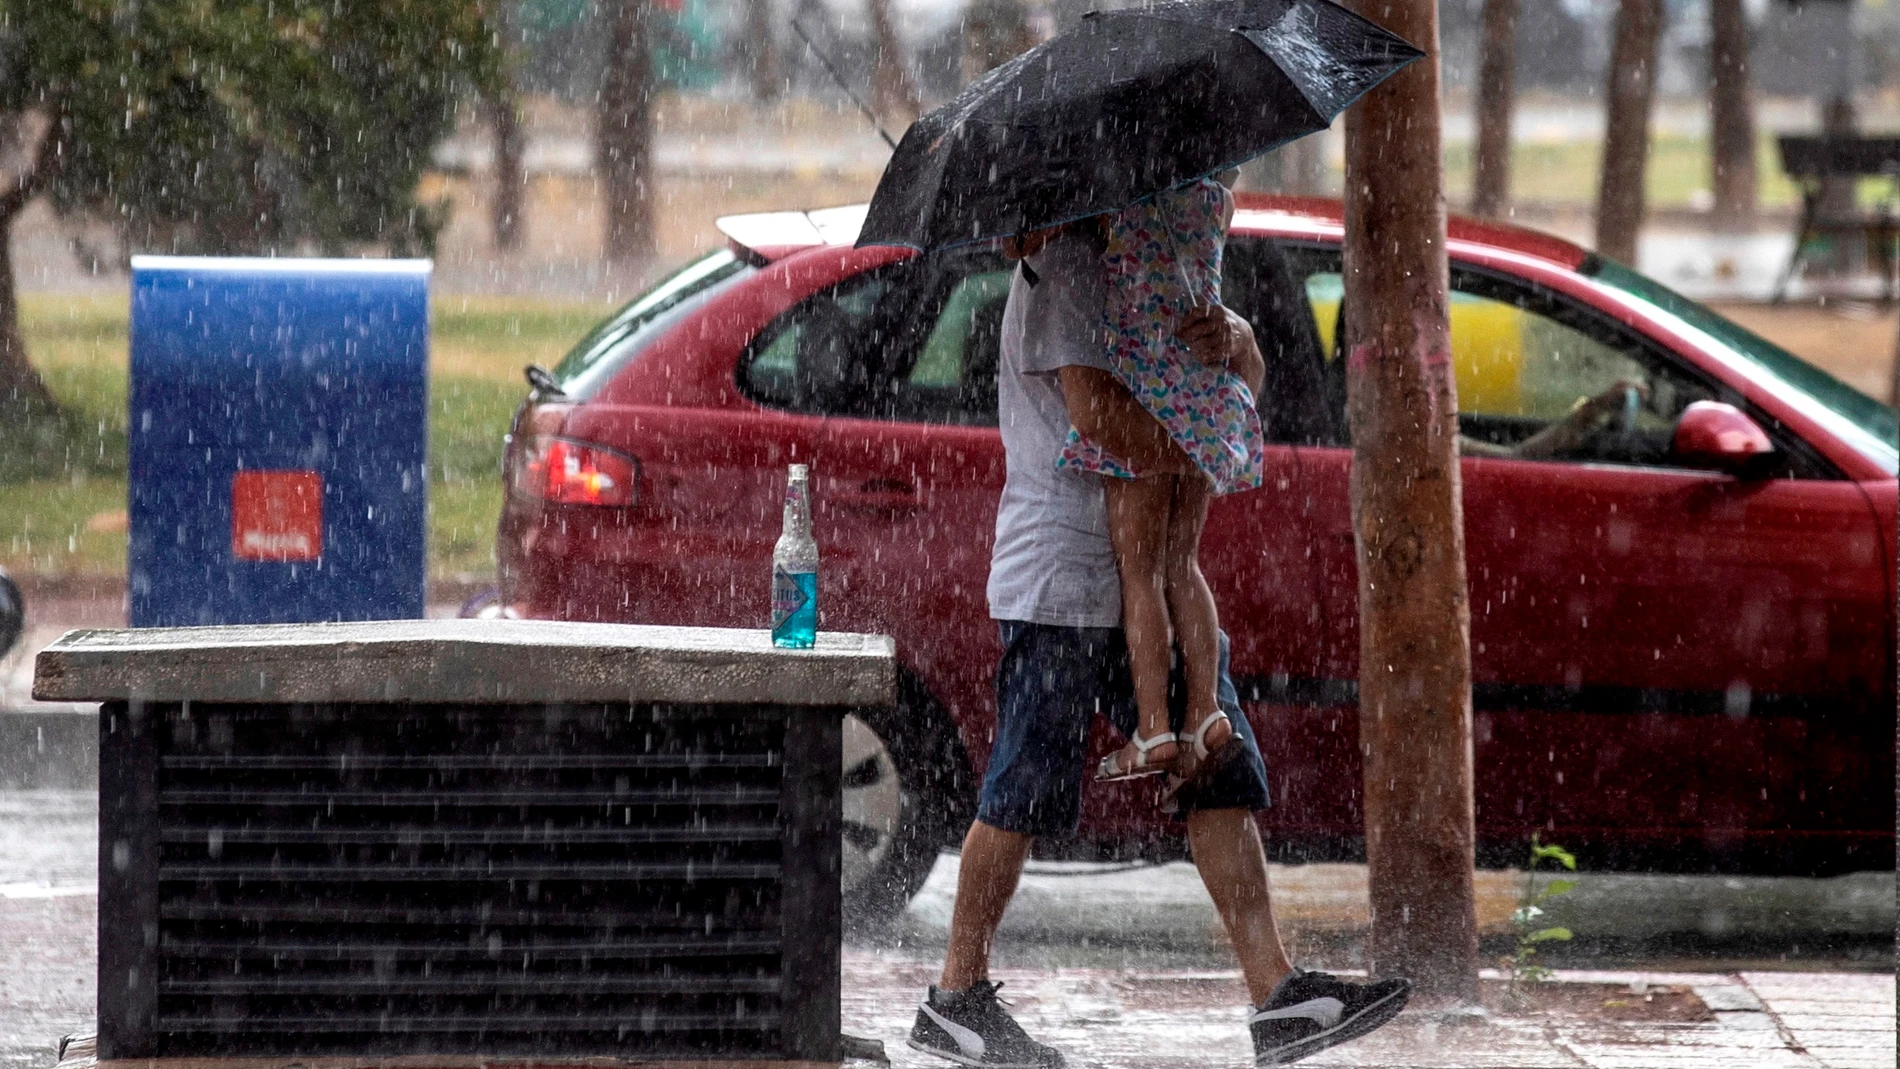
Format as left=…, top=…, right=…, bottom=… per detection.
left=856, top=0, right=1422, bottom=251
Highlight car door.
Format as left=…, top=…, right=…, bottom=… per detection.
left=731, top=252, right=1012, bottom=762
left=1206, top=236, right=1348, bottom=849
left=1296, top=258, right=1891, bottom=871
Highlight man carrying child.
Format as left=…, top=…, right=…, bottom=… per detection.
left=904, top=214, right=1413, bottom=1069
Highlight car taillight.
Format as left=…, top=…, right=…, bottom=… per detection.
left=509, top=435, right=639, bottom=507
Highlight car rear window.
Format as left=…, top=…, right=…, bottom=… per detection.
left=550, top=249, right=754, bottom=399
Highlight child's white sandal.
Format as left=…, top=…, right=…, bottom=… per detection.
left=1095, top=731, right=1179, bottom=782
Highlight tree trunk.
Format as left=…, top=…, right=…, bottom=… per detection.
left=1470, top=0, right=1519, bottom=219
left=867, top=0, right=920, bottom=127
left=1239, top=135, right=1327, bottom=196
left=490, top=0, right=526, bottom=252
left=1342, top=0, right=1479, bottom=1004
left=1820, top=95, right=1858, bottom=221
left=0, top=211, right=54, bottom=415
left=741, top=0, right=784, bottom=103
left=490, top=93, right=526, bottom=251
left=599, top=0, right=657, bottom=266
left=1595, top=0, right=1663, bottom=266
left=1708, top=0, right=1756, bottom=229
left=962, top=0, right=1038, bottom=83
left=0, top=114, right=60, bottom=416
left=1890, top=315, right=1900, bottom=411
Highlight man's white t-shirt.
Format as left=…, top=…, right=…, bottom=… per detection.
left=986, top=229, right=1122, bottom=629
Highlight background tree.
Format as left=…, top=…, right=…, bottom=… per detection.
left=1595, top=0, right=1663, bottom=265
left=600, top=0, right=658, bottom=265
left=1708, top=0, right=1756, bottom=227
left=0, top=113, right=63, bottom=415
left=962, top=0, right=1039, bottom=83
left=0, top=0, right=499, bottom=421
left=493, top=0, right=528, bottom=251
left=1470, top=0, right=1520, bottom=219
left=740, top=0, right=785, bottom=103
left=868, top=0, right=922, bottom=127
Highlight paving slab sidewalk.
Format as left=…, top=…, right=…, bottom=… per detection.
left=841, top=951, right=1897, bottom=1069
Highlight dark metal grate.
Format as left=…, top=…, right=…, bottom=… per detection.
left=148, top=702, right=788, bottom=1057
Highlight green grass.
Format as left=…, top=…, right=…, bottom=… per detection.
left=2, top=293, right=617, bottom=581
left=1441, top=132, right=1805, bottom=210
left=1439, top=131, right=1900, bottom=213
left=0, top=477, right=127, bottom=576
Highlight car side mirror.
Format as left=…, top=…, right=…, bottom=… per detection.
left=1672, top=401, right=1778, bottom=477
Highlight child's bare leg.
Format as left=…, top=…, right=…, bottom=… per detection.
left=1103, top=474, right=1179, bottom=773
left=1164, top=473, right=1231, bottom=752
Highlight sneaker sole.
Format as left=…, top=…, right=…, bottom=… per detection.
left=1254, top=983, right=1411, bottom=1067
left=906, top=1036, right=1056, bottom=1069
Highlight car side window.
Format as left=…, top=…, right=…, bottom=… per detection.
left=1285, top=258, right=1830, bottom=473
left=1223, top=237, right=1345, bottom=445
left=890, top=264, right=1011, bottom=426
left=741, top=274, right=900, bottom=416
left=1445, top=272, right=1717, bottom=468
left=740, top=252, right=1009, bottom=426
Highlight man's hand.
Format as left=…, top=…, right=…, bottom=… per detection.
left=1177, top=304, right=1265, bottom=397
left=1057, top=366, right=1195, bottom=475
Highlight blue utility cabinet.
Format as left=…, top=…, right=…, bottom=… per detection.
left=128, top=257, right=430, bottom=627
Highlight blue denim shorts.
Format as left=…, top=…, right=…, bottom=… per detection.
left=977, top=621, right=1272, bottom=838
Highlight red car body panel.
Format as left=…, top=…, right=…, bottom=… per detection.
left=499, top=198, right=1897, bottom=872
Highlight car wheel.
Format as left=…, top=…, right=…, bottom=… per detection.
left=839, top=684, right=971, bottom=929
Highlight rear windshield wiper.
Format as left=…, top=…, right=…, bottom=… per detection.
left=524, top=364, right=568, bottom=400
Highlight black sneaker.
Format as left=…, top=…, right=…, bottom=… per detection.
left=908, top=981, right=1066, bottom=1068
left=1249, top=970, right=1412, bottom=1066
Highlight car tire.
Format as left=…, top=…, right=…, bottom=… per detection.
left=840, top=678, right=973, bottom=930
left=0, top=569, right=21, bottom=660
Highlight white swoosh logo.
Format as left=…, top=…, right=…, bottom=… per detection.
left=1251, top=996, right=1345, bottom=1029
left=921, top=1001, right=987, bottom=1059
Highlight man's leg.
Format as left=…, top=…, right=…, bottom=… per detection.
left=910, top=622, right=1094, bottom=1068
left=1169, top=639, right=1412, bottom=1066
left=940, top=820, right=1032, bottom=991
left=1185, top=808, right=1293, bottom=1006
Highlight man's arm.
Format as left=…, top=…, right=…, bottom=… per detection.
left=1057, top=366, right=1194, bottom=474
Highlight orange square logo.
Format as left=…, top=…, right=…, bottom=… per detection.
left=231, top=470, right=323, bottom=561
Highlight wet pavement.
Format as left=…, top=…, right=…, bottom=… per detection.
left=842, top=954, right=1895, bottom=1068
left=2, top=786, right=1892, bottom=1069
left=2, top=602, right=1892, bottom=1068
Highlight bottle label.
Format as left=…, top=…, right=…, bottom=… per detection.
left=771, top=565, right=811, bottom=628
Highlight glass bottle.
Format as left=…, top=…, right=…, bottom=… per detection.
left=771, top=464, right=818, bottom=649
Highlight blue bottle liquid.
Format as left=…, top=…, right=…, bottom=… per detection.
left=772, top=567, right=818, bottom=649
left=770, top=464, right=818, bottom=649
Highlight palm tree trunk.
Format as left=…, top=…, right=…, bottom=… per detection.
left=742, top=0, right=784, bottom=102
left=867, top=0, right=920, bottom=127
left=490, top=93, right=526, bottom=251
left=599, top=0, right=656, bottom=265
left=1595, top=0, right=1663, bottom=266
left=1470, top=0, right=1519, bottom=219
left=1709, top=0, right=1756, bottom=228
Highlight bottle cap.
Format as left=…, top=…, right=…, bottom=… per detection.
left=788, top=463, right=808, bottom=479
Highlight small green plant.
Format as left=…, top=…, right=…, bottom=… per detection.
left=1503, top=836, right=1577, bottom=1008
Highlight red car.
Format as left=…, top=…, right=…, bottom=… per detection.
left=497, top=195, right=1898, bottom=923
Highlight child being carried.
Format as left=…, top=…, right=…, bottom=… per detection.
left=1058, top=174, right=1266, bottom=796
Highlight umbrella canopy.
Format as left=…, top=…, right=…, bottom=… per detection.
left=857, top=0, right=1423, bottom=251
